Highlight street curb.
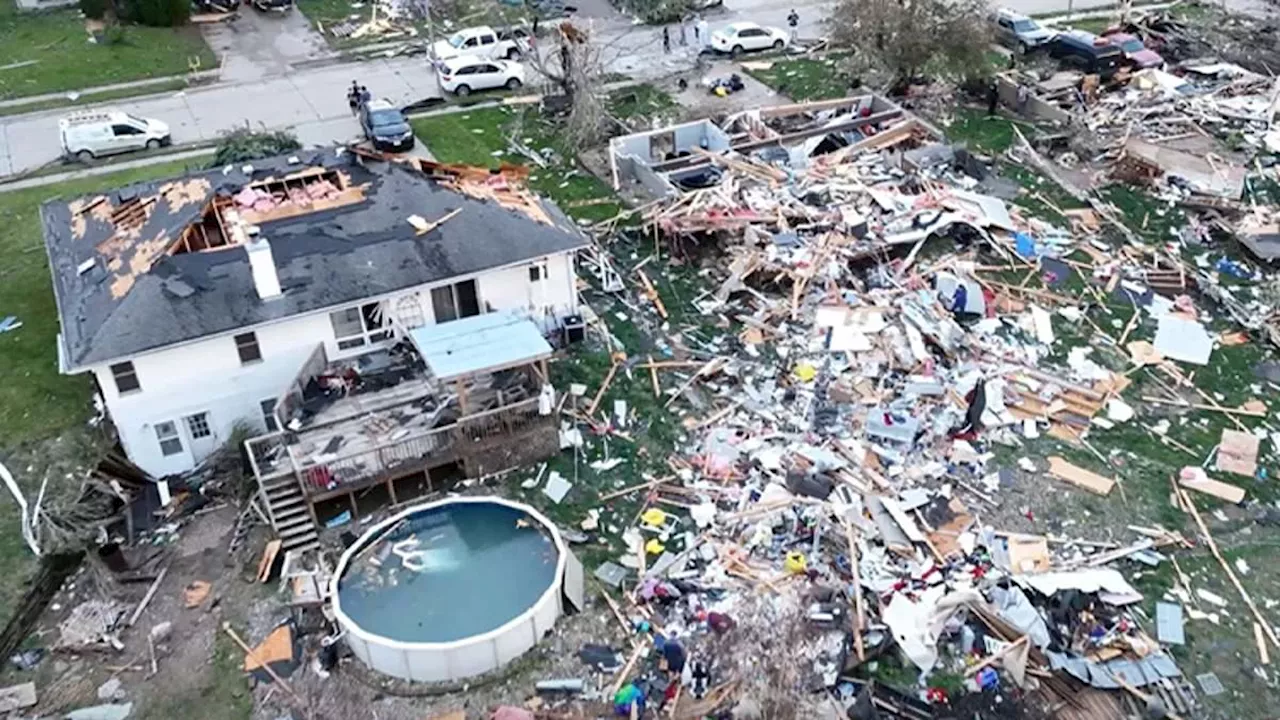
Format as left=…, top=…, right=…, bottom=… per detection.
left=0, top=70, right=223, bottom=111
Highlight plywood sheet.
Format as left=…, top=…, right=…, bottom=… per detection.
left=243, top=624, right=293, bottom=671
left=1047, top=456, right=1115, bottom=495
left=1007, top=535, right=1052, bottom=574
left=1216, top=429, right=1259, bottom=477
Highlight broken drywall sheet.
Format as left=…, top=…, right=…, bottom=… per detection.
left=1153, top=315, right=1214, bottom=365
left=1019, top=568, right=1142, bottom=604
left=543, top=471, right=572, bottom=504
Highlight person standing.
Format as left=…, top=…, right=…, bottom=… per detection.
left=695, top=16, right=709, bottom=50
left=347, top=80, right=360, bottom=114
left=986, top=78, right=999, bottom=116
left=787, top=9, right=799, bottom=42
left=662, top=25, right=671, bottom=54
left=679, top=15, right=688, bottom=46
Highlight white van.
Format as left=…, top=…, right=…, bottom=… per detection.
left=59, top=110, right=172, bottom=162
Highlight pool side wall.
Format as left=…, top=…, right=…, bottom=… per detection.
left=331, top=496, right=567, bottom=683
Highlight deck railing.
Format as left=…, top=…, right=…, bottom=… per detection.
left=274, top=342, right=329, bottom=431
left=288, top=396, right=546, bottom=498
left=245, top=431, right=294, bottom=483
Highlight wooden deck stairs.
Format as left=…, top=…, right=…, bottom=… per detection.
left=261, top=475, right=319, bottom=553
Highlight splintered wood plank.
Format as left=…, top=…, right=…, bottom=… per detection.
left=1179, top=474, right=1246, bottom=504
left=1046, top=456, right=1115, bottom=496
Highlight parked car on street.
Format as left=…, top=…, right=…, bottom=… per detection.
left=251, top=0, right=293, bottom=11
left=359, top=100, right=415, bottom=153
left=710, top=21, right=788, bottom=57
left=432, top=25, right=529, bottom=64
left=1044, top=30, right=1125, bottom=78
left=59, top=110, right=171, bottom=162
left=1102, top=31, right=1164, bottom=69
left=436, top=56, right=526, bottom=96
left=990, top=8, right=1055, bottom=53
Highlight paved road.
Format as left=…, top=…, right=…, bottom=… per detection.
left=0, top=0, right=1272, bottom=178
left=0, top=56, right=441, bottom=177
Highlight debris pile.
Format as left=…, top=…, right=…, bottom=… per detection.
left=539, top=103, right=1280, bottom=718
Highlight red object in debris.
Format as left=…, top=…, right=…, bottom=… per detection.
left=925, top=687, right=948, bottom=704
left=1025, top=509, right=1035, bottom=522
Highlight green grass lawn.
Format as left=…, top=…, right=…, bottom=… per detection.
left=0, top=160, right=201, bottom=445
left=0, top=6, right=215, bottom=101
left=743, top=55, right=855, bottom=102
left=410, top=103, right=625, bottom=223
left=0, top=77, right=193, bottom=117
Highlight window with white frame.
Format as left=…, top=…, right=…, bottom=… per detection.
left=430, top=279, right=480, bottom=324
left=260, top=399, right=279, bottom=432
left=395, top=295, right=426, bottom=330
left=329, top=302, right=393, bottom=350
left=155, top=421, right=183, bottom=456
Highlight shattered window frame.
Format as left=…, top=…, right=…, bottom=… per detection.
left=260, top=398, right=279, bottom=432
left=330, top=302, right=393, bottom=350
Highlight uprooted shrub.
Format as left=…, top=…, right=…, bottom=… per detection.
left=210, top=127, right=302, bottom=168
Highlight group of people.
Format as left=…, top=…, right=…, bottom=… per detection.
left=346, top=81, right=372, bottom=114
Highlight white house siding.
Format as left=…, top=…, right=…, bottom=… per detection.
left=87, top=252, right=581, bottom=478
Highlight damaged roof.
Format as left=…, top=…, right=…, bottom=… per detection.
left=41, top=148, right=589, bottom=369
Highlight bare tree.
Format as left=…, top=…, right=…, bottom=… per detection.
left=525, top=22, right=609, bottom=147
left=825, top=0, right=994, bottom=92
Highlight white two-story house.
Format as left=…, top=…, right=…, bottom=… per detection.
left=42, top=149, right=588, bottom=529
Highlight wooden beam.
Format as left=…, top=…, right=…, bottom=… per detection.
left=599, top=476, right=672, bottom=502
left=611, top=643, right=645, bottom=696
left=839, top=516, right=865, bottom=662
left=1141, top=396, right=1265, bottom=418
left=637, top=269, right=668, bottom=319
left=128, top=566, right=168, bottom=627
left=647, top=355, right=661, bottom=398
left=1179, top=487, right=1280, bottom=649
left=587, top=362, right=620, bottom=417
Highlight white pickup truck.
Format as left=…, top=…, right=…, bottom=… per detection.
left=431, top=25, right=531, bottom=63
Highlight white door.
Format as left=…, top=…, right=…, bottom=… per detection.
left=474, top=63, right=504, bottom=90
left=184, top=411, right=218, bottom=463
left=744, top=28, right=770, bottom=51
left=110, top=123, right=145, bottom=154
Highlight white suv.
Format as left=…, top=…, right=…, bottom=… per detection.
left=437, top=56, right=526, bottom=96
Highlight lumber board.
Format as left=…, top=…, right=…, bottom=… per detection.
left=1179, top=474, right=1246, bottom=504
left=1046, top=456, right=1115, bottom=495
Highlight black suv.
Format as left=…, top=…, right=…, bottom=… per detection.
left=1045, top=31, right=1125, bottom=78
left=360, top=100, right=415, bottom=153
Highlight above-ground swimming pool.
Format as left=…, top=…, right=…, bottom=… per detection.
left=332, top=497, right=566, bottom=683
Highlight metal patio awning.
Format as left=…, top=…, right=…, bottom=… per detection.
left=406, top=311, right=552, bottom=383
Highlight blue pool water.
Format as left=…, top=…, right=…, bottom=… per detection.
left=338, top=502, right=559, bottom=643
